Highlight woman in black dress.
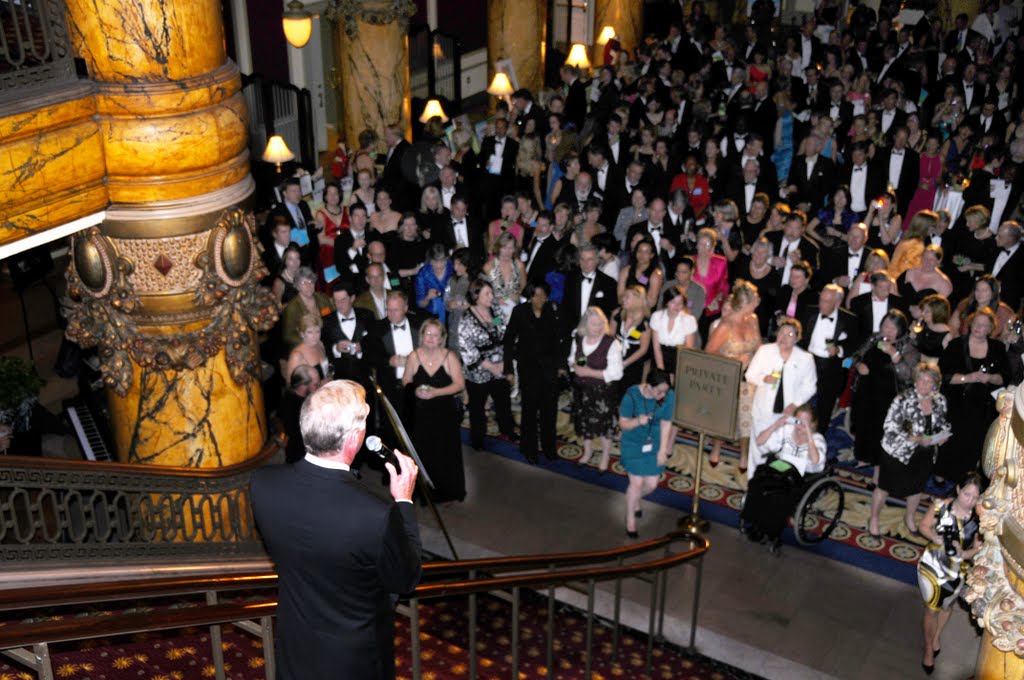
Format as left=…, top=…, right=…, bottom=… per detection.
left=851, top=310, right=920, bottom=477
left=912, top=294, right=952, bottom=363
left=741, top=237, right=782, bottom=338
left=937, top=308, right=1010, bottom=484
left=613, top=284, right=652, bottom=397
left=402, top=318, right=467, bottom=502
left=386, top=213, right=429, bottom=299
left=503, top=282, right=561, bottom=462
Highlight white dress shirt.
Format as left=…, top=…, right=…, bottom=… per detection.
left=330, top=311, right=363, bottom=358
left=391, top=320, right=414, bottom=379
left=778, top=237, right=800, bottom=284
left=850, top=164, right=868, bottom=212
left=871, top=297, right=889, bottom=333
left=993, top=243, right=1019, bottom=277
left=579, top=273, right=596, bottom=317
left=847, top=248, right=864, bottom=281
left=441, top=185, right=456, bottom=210
left=808, top=313, right=839, bottom=358
left=452, top=219, right=469, bottom=249
left=881, top=108, right=897, bottom=134
left=526, top=235, right=548, bottom=272
left=888, top=149, right=906, bottom=190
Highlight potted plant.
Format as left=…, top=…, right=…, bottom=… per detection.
left=0, top=356, right=45, bottom=454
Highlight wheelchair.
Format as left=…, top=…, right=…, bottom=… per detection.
left=739, top=460, right=846, bottom=550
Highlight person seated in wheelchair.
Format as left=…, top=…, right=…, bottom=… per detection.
left=740, top=404, right=826, bottom=551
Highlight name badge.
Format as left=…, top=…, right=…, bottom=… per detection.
left=642, top=441, right=654, bottom=453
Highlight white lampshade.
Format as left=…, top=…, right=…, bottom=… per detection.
left=487, top=72, right=514, bottom=97
left=263, top=135, right=295, bottom=170
left=597, top=26, right=616, bottom=44
left=282, top=0, right=312, bottom=48
left=565, top=43, right=591, bottom=69
left=419, top=99, right=448, bottom=123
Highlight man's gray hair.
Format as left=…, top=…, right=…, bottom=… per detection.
left=300, top=380, right=369, bottom=456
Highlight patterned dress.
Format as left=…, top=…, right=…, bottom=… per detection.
left=918, top=500, right=979, bottom=610
left=569, top=334, right=623, bottom=439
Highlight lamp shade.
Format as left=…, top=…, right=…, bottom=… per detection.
left=565, top=43, right=591, bottom=69
left=597, top=26, right=616, bottom=44
left=487, top=72, right=514, bottom=97
left=282, top=0, right=312, bottom=48
left=419, top=99, right=449, bottom=123
left=262, top=135, right=295, bottom=166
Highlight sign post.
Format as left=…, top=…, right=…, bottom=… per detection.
left=672, top=348, right=743, bottom=534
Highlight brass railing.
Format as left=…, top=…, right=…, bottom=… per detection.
left=0, top=0, right=77, bottom=96
left=0, top=529, right=709, bottom=680
left=0, top=438, right=280, bottom=564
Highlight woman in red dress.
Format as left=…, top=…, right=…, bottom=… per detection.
left=316, top=183, right=345, bottom=276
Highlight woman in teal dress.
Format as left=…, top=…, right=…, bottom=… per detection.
left=770, top=91, right=795, bottom=184
left=620, top=369, right=677, bottom=538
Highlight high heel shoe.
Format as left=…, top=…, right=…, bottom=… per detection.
left=921, top=662, right=934, bottom=675
left=626, top=529, right=638, bottom=539
left=738, top=466, right=748, bottom=475
left=634, top=510, right=643, bottom=518
left=708, top=457, right=720, bottom=468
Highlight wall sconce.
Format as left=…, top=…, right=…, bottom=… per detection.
left=419, top=99, right=448, bottom=124
left=263, top=135, right=296, bottom=172
left=282, top=0, right=313, bottom=48
left=565, top=43, right=591, bottom=70
left=487, top=72, right=514, bottom=107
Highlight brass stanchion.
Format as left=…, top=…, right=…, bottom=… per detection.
left=679, top=431, right=711, bottom=533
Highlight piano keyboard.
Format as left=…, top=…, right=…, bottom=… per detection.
left=65, top=400, right=113, bottom=462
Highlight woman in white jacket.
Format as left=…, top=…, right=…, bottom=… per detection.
left=744, top=317, right=818, bottom=480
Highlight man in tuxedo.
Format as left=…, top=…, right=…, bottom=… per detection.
left=262, top=217, right=296, bottom=284
left=875, top=127, right=919, bottom=215
left=849, top=272, right=906, bottom=338
left=841, top=144, right=875, bottom=218
left=798, top=284, right=858, bottom=430
left=944, top=13, right=976, bottom=55
left=956, top=63, right=985, bottom=115
left=748, top=81, right=777, bottom=154
left=561, top=64, right=587, bottom=131
left=785, top=134, right=836, bottom=215
left=966, top=99, right=1006, bottom=141
left=587, top=143, right=625, bottom=227
left=566, top=172, right=595, bottom=216
left=335, top=203, right=372, bottom=283
left=726, top=158, right=772, bottom=215
left=709, top=42, right=743, bottom=90
left=560, top=245, right=618, bottom=350
left=511, top=88, right=546, bottom=139
left=266, top=178, right=317, bottom=266
left=727, top=134, right=776, bottom=190
left=822, top=222, right=870, bottom=291
left=626, top=198, right=681, bottom=266
left=438, top=195, right=485, bottom=259
left=992, top=220, right=1024, bottom=310
left=876, top=89, right=908, bottom=142
left=367, top=291, right=421, bottom=422
left=434, top=165, right=466, bottom=211
left=477, top=118, right=519, bottom=220
left=797, top=19, right=823, bottom=70
left=250, top=380, right=421, bottom=680
left=380, top=124, right=412, bottom=210
left=356, top=263, right=389, bottom=320
left=524, top=211, right=559, bottom=284
left=323, top=281, right=374, bottom=384
left=768, top=212, right=820, bottom=285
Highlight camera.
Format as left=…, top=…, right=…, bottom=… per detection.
left=935, top=512, right=960, bottom=557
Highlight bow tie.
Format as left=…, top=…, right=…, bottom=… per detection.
left=1001, top=247, right=1014, bottom=255
left=892, top=149, right=904, bottom=156
left=392, top=323, right=406, bottom=331
left=454, top=220, right=465, bottom=226
left=819, top=315, right=835, bottom=322
left=583, top=275, right=594, bottom=283
left=848, top=251, right=861, bottom=258
left=853, top=167, right=864, bottom=172
left=341, top=315, right=355, bottom=322
left=650, top=225, right=662, bottom=232
left=746, top=181, right=756, bottom=187
left=964, top=84, right=973, bottom=89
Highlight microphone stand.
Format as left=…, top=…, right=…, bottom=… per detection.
left=372, top=381, right=460, bottom=561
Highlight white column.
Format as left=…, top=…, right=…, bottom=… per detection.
left=230, top=0, right=253, bottom=73
left=427, top=0, right=438, bottom=29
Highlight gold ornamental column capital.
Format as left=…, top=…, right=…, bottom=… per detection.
left=328, top=0, right=416, bottom=38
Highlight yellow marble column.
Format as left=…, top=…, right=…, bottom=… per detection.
left=334, top=0, right=415, bottom=150
left=61, top=0, right=276, bottom=466
left=488, top=0, right=545, bottom=95
left=594, top=0, right=643, bottom=60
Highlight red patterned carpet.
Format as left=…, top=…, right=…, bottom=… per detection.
left=1, top=592, right=759, bottom=680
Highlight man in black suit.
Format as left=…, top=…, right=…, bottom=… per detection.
left=824, top=81, right=854, bottom=135
left=380, top=124, right=412, bottom=210
left=966, top=99, right=1006, bottom=142
left=323, top=280, right=374, bottom=384
left=876, top=89, right=908, bottom=142
left=437, top=194, right=485, bottom=259
left=840, top=144, right=876, bottom=218
left=798, top=284, right=858, bottom=430
left=943, top=14, right=977, bottom=56
left=565, top=171, right=595, bottom=216
left=822, top=222, right=870, bottom=291
left=477, top=118, right=519, bottom=220
left=956, top=63, right=985, bottom=115
left=725, top=158, right=772, bottom=215
left=849, top=272, right=906, bottom=339
left=785, top=134, right=836, bottom=215
left=992, top=220, right=1024, bottom=310
left=767, top=211, right=820, bottom=285
left=511, top=88, right=546, bottom=139
left=561, top=64, right=587, bottom=131
left=626, top=198, right=681, bottom=267
left=748, top=81, right=777, bottom=154
left=524, top=211, right=559, bottom=284
left=434, top=165, right=466, bottom=211
left=265, top=178, right=317, bottom=266
left=334, top=203, right=373, bottom=283
left=587, top=143, right=625, bottom=227
left=367, top=291, right=421, bottom=421
left=262, top=217, right=297, bottom=284
left=560, top=244, right=618, bottom=353
left=250, top=380, right=421, bottom=680
left=873, top=127, right=919, bottom=215
left=279, top=365, right=320, bottom=464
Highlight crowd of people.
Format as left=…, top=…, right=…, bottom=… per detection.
left=256, top=3, right=1021, bottom=668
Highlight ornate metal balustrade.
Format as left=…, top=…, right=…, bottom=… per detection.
left=0, top=0, right=77, bottom=96
left=0, top=441, right=278, bottom=564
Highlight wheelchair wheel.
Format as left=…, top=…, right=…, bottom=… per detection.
left=794, top=477, right=844, bottom=545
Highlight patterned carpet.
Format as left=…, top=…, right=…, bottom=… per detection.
left=467, top=395, right=944, bottom=585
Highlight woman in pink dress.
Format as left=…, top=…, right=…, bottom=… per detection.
left=692, top=228, right=731, bottom=323
left=905, top=135, right=944, bottom=225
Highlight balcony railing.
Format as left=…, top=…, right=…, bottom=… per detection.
left=0, top=0, right=77, bottom=97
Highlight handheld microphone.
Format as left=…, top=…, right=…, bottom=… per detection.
left=365, top=435, right=401, bottom=474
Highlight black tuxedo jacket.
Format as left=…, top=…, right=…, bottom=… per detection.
left=965, top=113, right=1006, bottom=142
left=849, top=292, right=908, bottom=342
left=477, top=135, right=519, bottom=186
left=592, top=162, right=626, bottom=227
left=523, top=234, right=560, bottom=284
left=626, top=220, right=682, bottom=267
left=437, top=215, right=486, bottom=259
left=559, top=271, right=618, bottom=341
left=381, top=139, right=412, bottom=208
left=566, top=189, right=594, bottom=216
left=564, top=79, right=588, bottom=130
left=797, top=306, right=859, bottom=359
left=261, top=242, right=289, bottom=282
left=322, top=307, right=375, bottom=382
left=962, top=168, right=996, bottom=211
left=876, top=108, right=908, bottom=141
left=334, top=230, right=374, bottom=283
left=367, top=317, right=422, bottom=406
left=821, top=247, right=871, bottom=288
left=840, top=163, right=880, bottom=211
left=871, top=147, right=919, bottom=214
left=990, top=247, right=1024, bottom=311
left=955, top=81, right=986, bottom=114
left=725, top=175, right=773, bottom=214
left=250, top=460, right=421, bottom=680
left=749, top=97, right=777, bottom=152
left=787, top=155, right=836, bottom=214
left=766, top=232, right=821, bottom=276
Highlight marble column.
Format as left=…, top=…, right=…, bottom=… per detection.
left=334, top=0, right=415, bottom=150
left=594, top=0, right=643, bottom=59
left=62, top=0, right=276, bottom=466
left=488, top=0, right=545, bottom=95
